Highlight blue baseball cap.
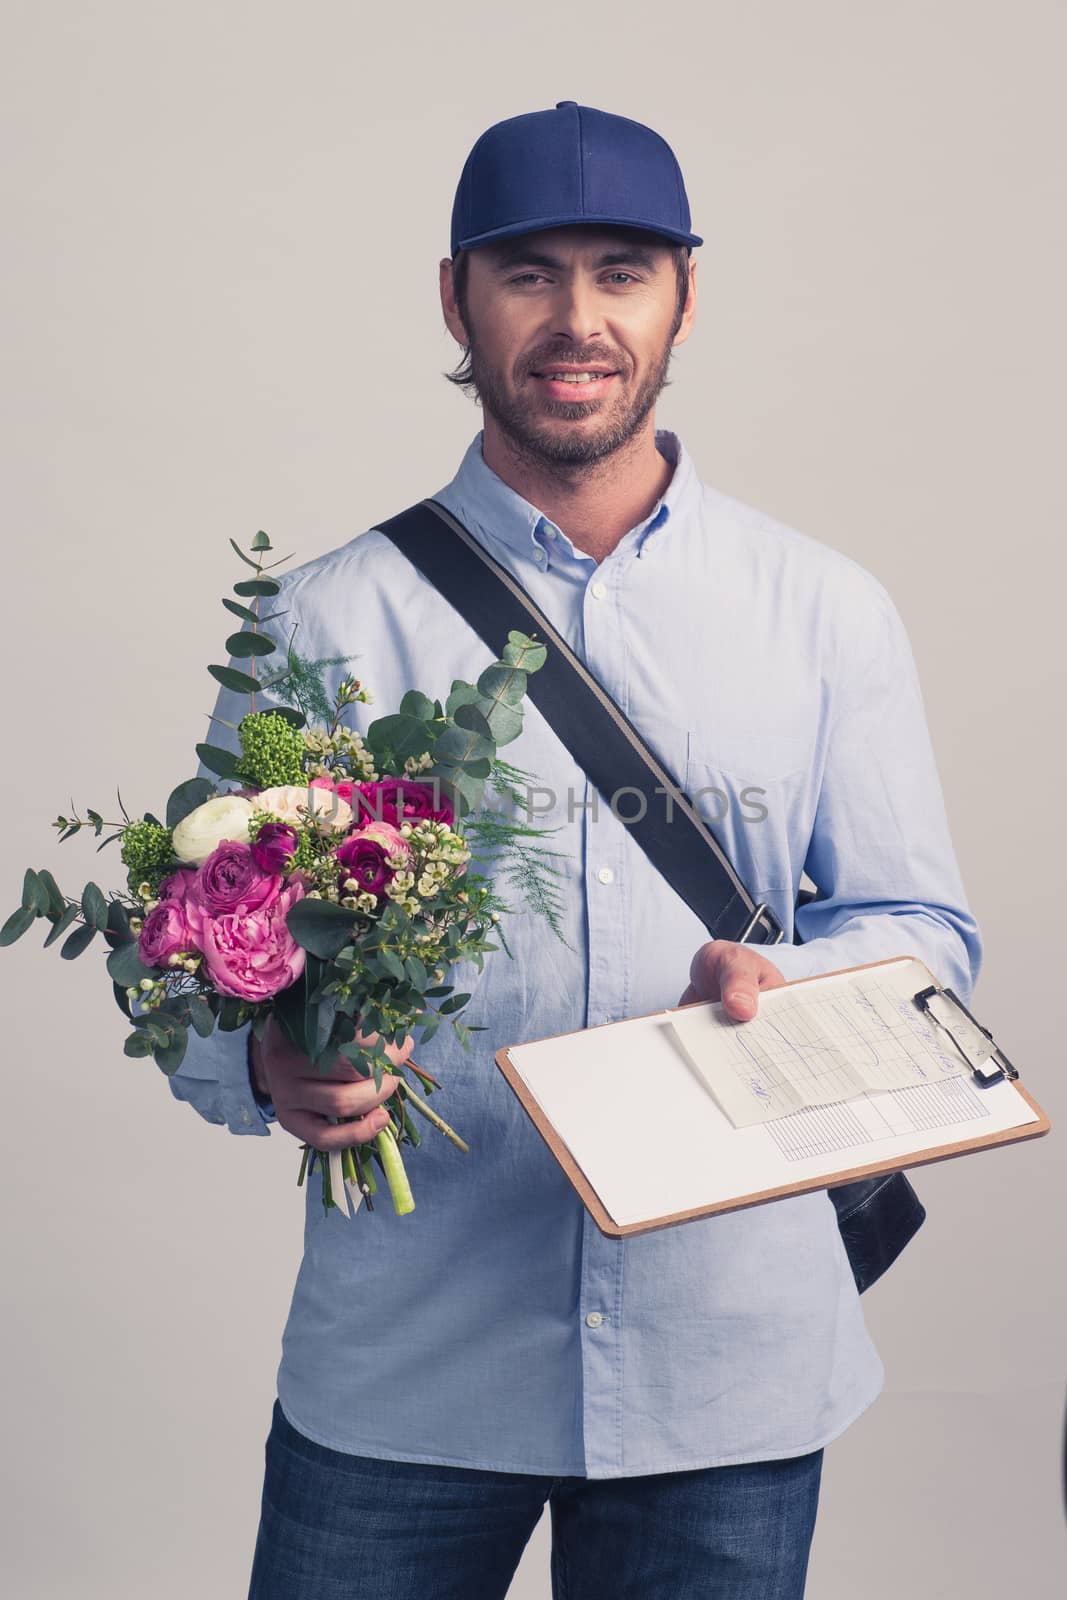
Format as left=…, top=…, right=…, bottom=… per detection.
left=450, top=101, right=703, bottom=257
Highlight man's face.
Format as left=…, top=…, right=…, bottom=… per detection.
left=440, top=226, right=696, bottom=467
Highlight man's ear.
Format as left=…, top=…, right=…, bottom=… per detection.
left=439, top=256, right=469, bottom=347
left=672, top=256, right=697, bottom=349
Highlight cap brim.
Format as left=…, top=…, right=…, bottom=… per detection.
left=454, top=212, right=702, bottom=253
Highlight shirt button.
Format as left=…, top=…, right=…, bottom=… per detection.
left=240, top=1108, right=252, bottom=1124
left=596, top=865, right=615, bottom=885
left=543, top=526, right=558, bottom=540
left=590, top=580, right=607, bottom=600
left=533, top=547, right=546, bottom=562
left=585, top=1311, right=604, bottom=1328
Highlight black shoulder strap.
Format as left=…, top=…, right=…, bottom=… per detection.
left=377, top=499, right=932, bottom=1296
left=374, top=498, right=785, bottom=947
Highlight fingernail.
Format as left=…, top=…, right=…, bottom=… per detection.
left=726, top=991, right=755, bottom=1012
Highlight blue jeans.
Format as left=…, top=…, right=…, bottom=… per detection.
left=248, top=1398, right=823, bottom=1599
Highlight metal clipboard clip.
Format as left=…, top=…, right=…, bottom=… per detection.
left=912, top=983, right=1019, bottom=1087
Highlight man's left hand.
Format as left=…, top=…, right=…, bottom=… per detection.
left=678, top=938, right=789, bottom=1022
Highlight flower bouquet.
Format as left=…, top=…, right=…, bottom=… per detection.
left=2, top=530, right=567, bottom=1218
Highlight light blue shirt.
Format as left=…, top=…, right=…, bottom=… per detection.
left=170, top=429, right=982, bottom=1476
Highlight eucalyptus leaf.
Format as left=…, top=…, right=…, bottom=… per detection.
left=365, top=712, right=436, bottom=764
left=195, top=743, right=241, bottom=779
left=398, top=689, right=436, bottom=721
left=225, top=630, right=276, bottom=658
left=267, top=705, right=306, bottom=729
left=35, top=868, right=66, bottom=919
left=60, top=922, right=97, bottom=959
left=208, top=664, right=261, bottom=694
left=502, top=635, right=548, bottom=672
left=166, top=777, right=217, bottom=829
left=229, top=537, right=263, bottom=570
left=42, top=903, right=81, bottom=948
left=0, top=904, right=37, bottom=946
left=105, top=899, right=133, bottom=945
left=285, top=899, right=359, bottom=960
left=233, top=577, right=281, bottom=598
left=476, top=663, right=529, bottom=708
left=153, top=1026, right=189, bottom=1074
left=106, top=941, right=157, bottom=987
left=222, top=597, right=261, bottom=624
left=186, top=995, right=216, bottom=1038
left=445, top=679, right=481, bottom=717
left=478, top=701, right=523, bottom=746
left=123, top=1032, right=154, bottom=1058
left=81, top=882, right=109, bottom=930
left=251, top=530, right=272, bottom=551
left=22, top=869, right=49, bottom=915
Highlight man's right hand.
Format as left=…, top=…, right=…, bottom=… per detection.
left=250, top=1014, right=414, bottom=1151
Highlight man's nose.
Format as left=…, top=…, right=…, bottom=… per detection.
left=548, top=279, right=603, bottom=345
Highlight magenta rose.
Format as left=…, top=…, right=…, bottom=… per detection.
left=250, top=821, right=299, bottom=874
left=353, top=778, right=453, bottom=828
left=138, top=898, right=198, bottom=968
left=197, top=877, right=308, bottom=1001
left=336, top=820, right=410, bottom=897
left=191, top=839, right=281, bottom=920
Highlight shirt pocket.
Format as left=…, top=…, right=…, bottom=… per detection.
left=682, top=728, right=811, bottom=893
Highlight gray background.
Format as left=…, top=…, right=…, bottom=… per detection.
left=2, top=1, right=1064, bottom=1594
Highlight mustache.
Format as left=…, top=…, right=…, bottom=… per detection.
left=521, top=352, right=625, bottom=374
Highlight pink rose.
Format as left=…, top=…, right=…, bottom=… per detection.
left=159, top=865, right=198, bottom=903
left=335, top=820, right=410, bottom=897
left=197, top=877, right=308, bottom=1002
left=310, top=775, right=357, bottom=808
left=353, top=778, right=453, bottom=828
left=138, top=898, right=197, bottom=968
left=192, top=840, right=281, bottom=920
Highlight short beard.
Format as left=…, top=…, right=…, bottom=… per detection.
left=466, top=328, right=678, bottom=469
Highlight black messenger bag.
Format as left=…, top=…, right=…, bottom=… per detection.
left=375, top=498, right=926, bottom=1294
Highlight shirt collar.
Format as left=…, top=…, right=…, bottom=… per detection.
left=436, top=428, right=698, bottom=570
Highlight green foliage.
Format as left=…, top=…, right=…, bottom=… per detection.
left=234, top=710, right=306, bottom=788
left=165, top=777, right=217, bottom=829
left=119, top=819, right=176, bottom=896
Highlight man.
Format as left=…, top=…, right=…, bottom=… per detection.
left=173, top=102, right=981, bottom=1598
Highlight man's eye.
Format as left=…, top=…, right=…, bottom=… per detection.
left=511, top=272, right=545, bottom=285
left=605, top=272, right=636, bottom=284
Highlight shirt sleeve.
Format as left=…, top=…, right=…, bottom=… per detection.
left=161, top=571, right=305, bottom=1136
left=764, top=580, right=983, bottom=1004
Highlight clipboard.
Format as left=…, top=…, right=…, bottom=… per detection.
left=494, top=955, right=1051, bottom=1238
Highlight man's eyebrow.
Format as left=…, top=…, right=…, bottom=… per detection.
left=487, top=245, right=661, bottom=274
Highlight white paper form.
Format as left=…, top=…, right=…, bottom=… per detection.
left=505, top=958, right=1041, bottom=1229
left=667, top=964, right=973, bottom=1127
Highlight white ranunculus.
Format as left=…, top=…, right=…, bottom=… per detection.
left=171, top=794, right=255, bottom=866
left=252, top=784, right=353, bottom=836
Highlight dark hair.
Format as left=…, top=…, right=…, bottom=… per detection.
left=443, top=237, right=693, bottom=399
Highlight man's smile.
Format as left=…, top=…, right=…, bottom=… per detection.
left=527, top=365, right=621, bottom=401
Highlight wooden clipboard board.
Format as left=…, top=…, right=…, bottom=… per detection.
left=494, top=955, right=1051, bottom=1238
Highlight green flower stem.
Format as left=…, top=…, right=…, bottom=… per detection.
left=395, top=1081, right=469, bottom=1153
left=354, top=1145, right=377, bottom=1195
left=375, top=1123, right=415, bottom=1215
